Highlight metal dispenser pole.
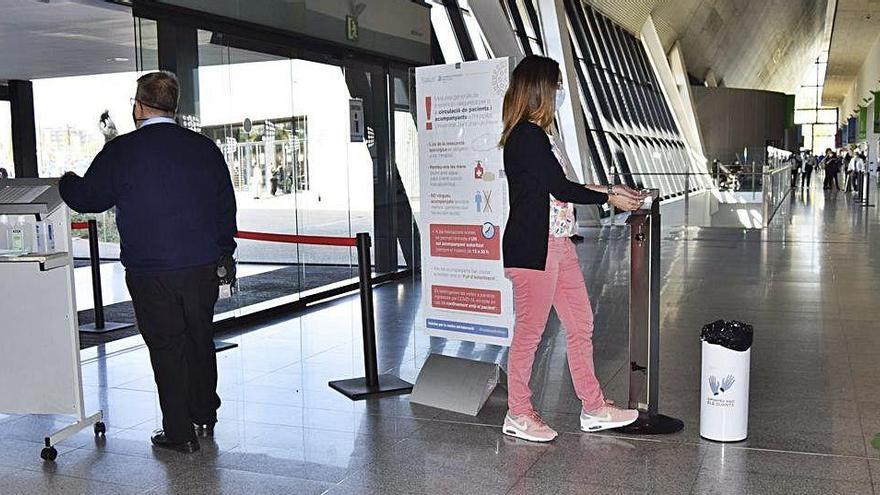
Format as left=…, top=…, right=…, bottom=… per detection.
left=616, top=190, right=684, bottom=435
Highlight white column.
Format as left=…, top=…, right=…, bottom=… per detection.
left=469, top=0, right=522, bottom=59
left=536, top=0, right=595, bottom=184
left=867, top=96, right=878, bottom=173
left=667, top=41, right=706, bottom=155
left=640, top=16, right=709, bottom=176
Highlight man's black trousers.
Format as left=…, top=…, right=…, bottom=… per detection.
left=126, top=264, right=220, bottom=443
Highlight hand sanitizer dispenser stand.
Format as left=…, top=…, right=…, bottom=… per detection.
left=0, top=178, right=104, bottom=461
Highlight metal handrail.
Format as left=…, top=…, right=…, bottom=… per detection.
left=762, top=163, right=792, bottom=226
left=616, top=171, right=776, bottom=177
left=613, top=172, right=711, bottom=177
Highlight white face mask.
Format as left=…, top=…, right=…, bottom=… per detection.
left=555, top=88, right=566, bottom=110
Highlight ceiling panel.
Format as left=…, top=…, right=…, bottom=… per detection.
left=822, top=0, right=880, bottom=105
left=588, top=0, right=828, bottom=94
left=0, top=0, right=140, bottom=81
left=0, top=0, right=278, bottom=82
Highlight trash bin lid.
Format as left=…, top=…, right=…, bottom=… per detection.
left=701, top=319, right=753, bottom=351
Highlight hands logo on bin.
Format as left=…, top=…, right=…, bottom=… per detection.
left=708, top=375, right=735, bottom=396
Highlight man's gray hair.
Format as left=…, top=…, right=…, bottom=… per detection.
left=135, top=71, right=179, bottom=114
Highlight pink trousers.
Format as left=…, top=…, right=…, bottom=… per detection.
left=505, top=236, right=604, bottom=415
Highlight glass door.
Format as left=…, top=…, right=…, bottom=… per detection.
left=131, top=14, right=421, bottom=322
left=0, top=101, right=12, bottom=178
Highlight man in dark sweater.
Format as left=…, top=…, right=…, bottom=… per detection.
left=60, top=71, right=237, bottom=453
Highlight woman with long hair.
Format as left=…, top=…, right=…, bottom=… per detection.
left=500, top=55, right=645, bottom=442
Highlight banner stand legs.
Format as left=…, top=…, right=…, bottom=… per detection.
left=409, top=354, right=504, bottom=415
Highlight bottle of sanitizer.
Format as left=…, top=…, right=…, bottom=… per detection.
left=6, top=217, right=26, bottom=254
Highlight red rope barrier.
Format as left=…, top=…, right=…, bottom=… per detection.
left=235, top=230, right=358, bottom=247
left=68, top=224, right=357, bottom=246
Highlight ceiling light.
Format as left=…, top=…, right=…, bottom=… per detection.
left=105, top=57, right=129, bottom=63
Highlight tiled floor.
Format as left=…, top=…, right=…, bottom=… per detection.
left=3, top=183, right=880, bottom=494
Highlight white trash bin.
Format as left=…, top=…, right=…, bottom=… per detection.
left=700, top=321, right=752, bottom=442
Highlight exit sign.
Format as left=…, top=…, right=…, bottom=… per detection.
left=346, top=15, right=359, bottom=41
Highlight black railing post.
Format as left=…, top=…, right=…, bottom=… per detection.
left=328, top=232, right=412, bottom=400
left=862, top=167, right=875, bottom=208
left=356, top=232, right=380, bottom=387
left=87, top=219, right=105, bottom=329
left=79, top=219, right=133, bottom=334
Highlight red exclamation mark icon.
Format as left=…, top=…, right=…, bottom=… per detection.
left=425, top=96, right=433, bottom=130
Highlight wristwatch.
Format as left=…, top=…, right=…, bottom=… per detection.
left=606, top=184, right=615, bottom=196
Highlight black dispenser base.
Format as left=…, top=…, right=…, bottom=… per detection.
left=614, top=411, right=684, bottom=435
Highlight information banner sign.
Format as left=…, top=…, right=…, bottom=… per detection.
left=858, top=106, right=868, bottom=141
left=415, top=58, right=514, bottom=346
left=874, top=93, right=880, bottom=134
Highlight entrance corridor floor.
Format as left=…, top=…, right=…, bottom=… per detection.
left=1, top=185, right=879, bottom=494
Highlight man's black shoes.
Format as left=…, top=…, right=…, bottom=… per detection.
left=194, top=421, right=216, bottom=437
left=151, top=430, right=200, bottom=453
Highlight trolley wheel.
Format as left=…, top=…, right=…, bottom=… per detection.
left=40, top=447, right=57, bottom=461
left=94, top=422, right=106, bottom=435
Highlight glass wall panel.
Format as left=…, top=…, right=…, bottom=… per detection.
left=427, top=0, right=463, bottom=63
left=795, top=109, right=816, bottom=124
left=394, top=72, right=420, bottom=250
left=460, top=1, right=491, bottom=60
left=552, top=1, right=697, bottom=198
left=117, top=10, right=422, bottom=322
left=0, top=101, right=11, bottom=178
left=816, top=109, right=838, bottom=124
left=501, top=0, right=542, bottom=56
left=32, top=17, right=157, bottom=259
left=195, top=31, right=375, bottom=314
left=795, top=51, right=835, bottom=153
left=33, top=74, right=139, bottom=178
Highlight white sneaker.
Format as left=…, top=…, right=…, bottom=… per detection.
left=503, top=411, right=558, bottom=442
left=580, top=402, right=639, bottom=432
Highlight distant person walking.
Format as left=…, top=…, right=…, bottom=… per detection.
left=802, top=152, right=816, bottom=188
left=790, top=153, right=802, bottom=188
left=60, top=71, right=237, bottom=454
left=842, top=152, right=853, bottom=191
left=823, top=149, right=841, bottom=190
left=852, top=152, right=866, bottom=194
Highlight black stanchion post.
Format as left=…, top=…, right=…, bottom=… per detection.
left=862, top=168, right=875, bottom=208
left=88, top=220, right=105, bottom=329
left=357, top=233, right=380, bottom=388
left=329, top=233, right=412, bottom=400
left=79, top=219, right=134, bottom=334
